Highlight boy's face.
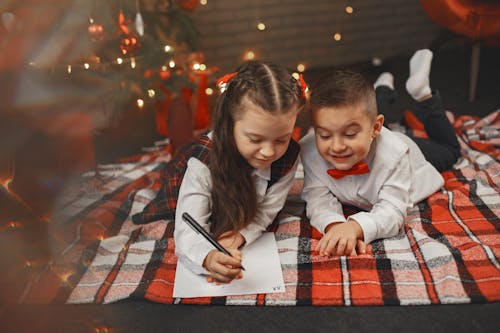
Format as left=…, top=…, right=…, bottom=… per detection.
left=233, top=102, right=298, bottom=170
left=312, top=103, right=384, bottom=171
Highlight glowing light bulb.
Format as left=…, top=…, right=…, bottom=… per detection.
left=257, top=22, right=266, bottom=31
left=205, top=88, right=213, bottom=95
left=137, top=99, right=144, bottom=109
left=67, top=65, right=72, bottom=74
left=297, top=63, right=306, bottom=72
left=164, top=45, right=171, bottom=52
left=116, top=57, right=123, bottom=65
left=169, top=60, right=175, bottom=68
left=193, top=63, right=200, bottom=70
left=199, top=63, right=206, bottom=71
left=161, top=65, right=167, bottom=71
left=147, top=89, right=156, bottom=98
left=84, top=63, right=90, bottom=69
left=244, top=51, right=255, bottom=60
left=130, top=57, right=136, bottom=69
left=292, top=72, right=300, bottom=80
left=200, top=0, right=208, bottom=5
left=333, top=33, right=342, bottom=41
left=345, top=6, right=354, bottom=14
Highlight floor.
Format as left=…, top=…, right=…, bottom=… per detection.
left=0, top=40, right=499, bottom=333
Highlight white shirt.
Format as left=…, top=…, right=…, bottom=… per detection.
left=300, top=127, right=444, bottom=244
left=174, top=151, right=299, bottom=275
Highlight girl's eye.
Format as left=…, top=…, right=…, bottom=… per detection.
left=345, top=132, right=357, bottom=138
left=249, top=137, right=261, bottom=144
left=319, top=134, right=331, bottom=140
left=276, top=139, right=288, bottom=144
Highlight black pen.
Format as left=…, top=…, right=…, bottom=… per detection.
left=182, top=212, right=245, bottom=271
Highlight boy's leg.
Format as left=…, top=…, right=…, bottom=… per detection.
left=406, top=49, right=461, bottom=172
left=410, top=92, right=461, bottom=171
left=374, top=72, right=400, bottom=124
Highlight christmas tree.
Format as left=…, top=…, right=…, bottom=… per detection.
left=1, top=0, right=207, bottom=136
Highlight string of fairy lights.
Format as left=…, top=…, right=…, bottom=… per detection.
left=22, top=1, right=357, bottom=110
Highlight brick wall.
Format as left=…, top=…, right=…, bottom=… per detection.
left=192, top=0, right=442, bottom=72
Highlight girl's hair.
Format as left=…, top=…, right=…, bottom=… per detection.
left=210, top=60, right=305, bottom=239
left=310, top=69, right=377, bottom=120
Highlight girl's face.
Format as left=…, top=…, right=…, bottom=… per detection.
left=313, top=103, right=383, bottom=171
left=233, top=102, right=299, bottom=170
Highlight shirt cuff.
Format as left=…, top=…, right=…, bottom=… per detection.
left=348, top=212, right=377, bottom=244
left=182, top=241, right=215, bottom=275
left=239, top=223, right=265, bottom=245
left=313, top=213, right=347, bottom=234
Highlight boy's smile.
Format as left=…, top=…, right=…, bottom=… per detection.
left=312, top=103, right=384, bottom=171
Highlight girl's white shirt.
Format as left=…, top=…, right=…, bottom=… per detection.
left=174, top=133, right=299, bottom=275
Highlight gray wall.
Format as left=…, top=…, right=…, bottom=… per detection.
left=193, top=0, right=442, bottom=72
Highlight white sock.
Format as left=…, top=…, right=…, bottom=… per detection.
left=406, top=49, right=433, bottom=100
left=373, top=72, right=394, bottom=90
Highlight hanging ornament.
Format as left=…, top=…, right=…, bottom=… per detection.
left=120, top=33, right=141, bottom=55
left=175, top=0, right=199, bottom=11
left=1, top=12, right=15, bottom=32
left=118, top=10, right=130, bottom=35
left=135, top=12, right=144, bottom=36
left=88, top=22, right=104, bottom=41
left=118, top=9, right=140, bottom=55
left=134, top=0, right=144, bottom=36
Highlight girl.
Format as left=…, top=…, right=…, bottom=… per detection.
left=134, top=61, right=306, bottom=283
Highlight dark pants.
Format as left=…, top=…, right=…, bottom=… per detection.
left=376, top=86, right=461, bottom=172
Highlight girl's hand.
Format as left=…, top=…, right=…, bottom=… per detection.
left=316, top=220, right=364, bottom=257
left=203, top=248, right=243, bottom=284
left=217, top=231, right=246, bottom=250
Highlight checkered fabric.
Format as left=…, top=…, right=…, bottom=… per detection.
left=21, top=111, right=500, bottom=306
left=131, top=136, right=300, bottom=224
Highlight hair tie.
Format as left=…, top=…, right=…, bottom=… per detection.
left=216, top=72, right=238, bottom=92
left=299, top=73, right=308, bottom=98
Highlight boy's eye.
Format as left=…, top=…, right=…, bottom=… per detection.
left=275, top=139, right=288, bottom=144
left=249, top=138, right=261, bottom=143
left=345, top=132, right=357, bottom=138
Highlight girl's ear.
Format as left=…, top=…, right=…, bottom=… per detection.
left=372, top=114, right=384, bottom=138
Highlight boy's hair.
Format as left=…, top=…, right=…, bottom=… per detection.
left=210, top=60, right=305, bottom=239
left=310, top=69, right=377, bottom=120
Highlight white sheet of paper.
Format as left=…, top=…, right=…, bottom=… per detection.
left=173, top=232, right=285, bottom=298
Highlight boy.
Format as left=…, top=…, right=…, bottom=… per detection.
left=300, top=49, right=460, bottom=257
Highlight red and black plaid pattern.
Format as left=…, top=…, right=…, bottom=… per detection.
left=269, top=139, right=300, bottom=188
left=132, top=137, right=300, bottom=224
left=131, top=135, right=212, bottom=224
left=21, top=112, right=500, bottom=306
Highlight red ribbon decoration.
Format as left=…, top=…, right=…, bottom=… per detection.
left=327, top=162, right=370, bottom=179
left=299, top=73, right=308, bottom=98
left=216, top=72, right=238, bottom=88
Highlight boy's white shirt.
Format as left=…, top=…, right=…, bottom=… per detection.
left=174, top=137, right=299, bottom=275
left=300, top=127, right=444, bottom=244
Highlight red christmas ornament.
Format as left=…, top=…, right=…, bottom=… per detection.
left=175, top=0, right=198, bottom=11
left=88, top=23, right=104, bottom=41
left=120, top=33, right=141, bottom=55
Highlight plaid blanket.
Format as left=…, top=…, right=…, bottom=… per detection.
left=21, top=111, right=500, bottom=306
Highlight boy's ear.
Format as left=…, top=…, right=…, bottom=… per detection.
left=372, top=114, right=384, bottom=138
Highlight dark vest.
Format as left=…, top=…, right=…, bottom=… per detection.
left=132, top=134, right=300, bottom=224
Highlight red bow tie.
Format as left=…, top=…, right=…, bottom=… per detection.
left=327, top=162, right=370, bottom=179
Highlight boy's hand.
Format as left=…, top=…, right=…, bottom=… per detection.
left=316, top=220, right=364, bottom=257
left=204, top=248, right=243, bottom=284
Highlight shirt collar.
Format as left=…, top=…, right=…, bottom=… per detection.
left=252, top=166, right=271, bottom=181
